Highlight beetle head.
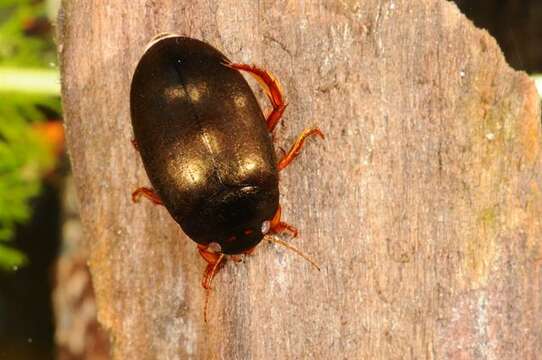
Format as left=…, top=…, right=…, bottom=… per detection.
left=181, top=185, right=279, bottom=255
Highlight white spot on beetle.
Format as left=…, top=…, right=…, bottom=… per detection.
left=208, top=242, right=222, bottom=253
left=261, top=221, right=271, bottom=234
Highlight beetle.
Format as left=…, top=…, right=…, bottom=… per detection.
left=130, top=34, right=323, bottom=320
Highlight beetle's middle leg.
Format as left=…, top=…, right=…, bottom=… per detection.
left=277, top=128, right=324, bottom=171
left=132, top=187, right=163, bottom=205
left=224, top=62, right=286, bottom=132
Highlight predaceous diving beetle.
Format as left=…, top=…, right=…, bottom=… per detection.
left=130, top=34, right=323, bottom=320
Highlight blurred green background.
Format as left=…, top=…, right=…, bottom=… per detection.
left=0, top=0, right=539, bottom=359
left=0, top=0, right=62, bottom=358
left=0, top=0, right=60, bottom=271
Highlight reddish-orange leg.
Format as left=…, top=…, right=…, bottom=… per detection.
left=269, top=204, right=298, bottom=237
left=277, top=128, right=324, bottom=171
left=131, top=187, right=163, bottom=205
left=198, top=244, right=225, bottom=322
left=224, top=62, right=287, bottom=132
left=224, top=62, right=324, bottom=169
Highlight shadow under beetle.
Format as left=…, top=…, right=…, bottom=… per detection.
left=130, top=34, right=323, bottom=320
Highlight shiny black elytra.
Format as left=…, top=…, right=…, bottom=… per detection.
left=130, top=34, right=323, bottom=320
left=131, top=35, right=277, bottom=254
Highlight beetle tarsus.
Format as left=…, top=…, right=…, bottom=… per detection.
left=272, top=222, right=298, bottom=237
left=277, top=128, right=325, bottom=171
left=131, top=187, right=163, bottom=205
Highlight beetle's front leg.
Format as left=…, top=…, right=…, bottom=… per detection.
left=268, top=204, right=298, bottom=237
left=224, top=62, right=286, bottom=132
left=265, top=206, right=320, bottom=271
left=197, top=244, right=225, bottom=322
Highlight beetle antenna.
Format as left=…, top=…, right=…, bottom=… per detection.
left=267, top=237, right=320, bottom=271
left=204, top=253, right=225, bottom=322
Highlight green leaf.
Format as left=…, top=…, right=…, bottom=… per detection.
left=0, top=243, right=27, bottom=270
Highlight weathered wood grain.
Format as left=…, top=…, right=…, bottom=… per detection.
left=58, top=0, right=542, bottom=358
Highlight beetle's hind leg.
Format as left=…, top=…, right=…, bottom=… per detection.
left=223, top=62, right=286, bottom=132
left=277, top=128, right=324, bottom=171
left=198, top=244, right=226, bottom=322
left=132, top=187, right=163, bottom=205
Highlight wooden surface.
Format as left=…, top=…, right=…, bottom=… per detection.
left=53, top=176, right=110, bottom=359
left=58, top=0, right=542, bottom=358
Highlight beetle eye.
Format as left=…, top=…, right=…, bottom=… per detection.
left=261, top=221, right=271, bottom=234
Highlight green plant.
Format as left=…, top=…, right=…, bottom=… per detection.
left=0, top=0, right=57, bottom=67
left=0, top=0, right=60, bottom=270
